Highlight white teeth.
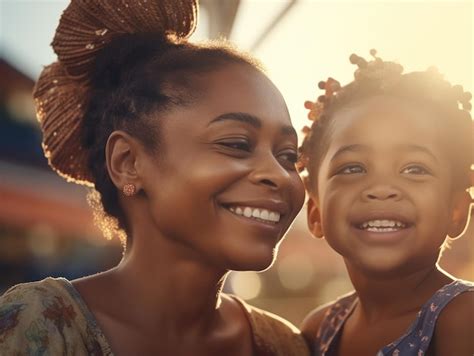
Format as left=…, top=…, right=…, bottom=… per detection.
left=366, top=227, right=398, bottom=232
left=226, top=205, right=281, bottom=223
left=360, top=219, right=406, bottom=230
left=243, top=207, right=252, bottom=218
left=269, top=212, right=280, bottom=222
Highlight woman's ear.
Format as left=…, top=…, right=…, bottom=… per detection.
left=447, top=190, right=472, bottom=239
left=106, top=131, right=142, bottom=194
left=307, top=196, right=324, bottom=239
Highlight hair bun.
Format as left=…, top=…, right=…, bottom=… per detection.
left=34, top=61, right=92, bottom=185
left=52, top=0, right=198, bottom=80
left=33, top=0, right=198, bottom=186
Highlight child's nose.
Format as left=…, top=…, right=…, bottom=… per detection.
left=362, top=184, right=402, bottom=201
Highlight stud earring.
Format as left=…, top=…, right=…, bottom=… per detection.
left=122, top=183, right=137, bottom=197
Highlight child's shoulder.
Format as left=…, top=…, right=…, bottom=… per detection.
left=301, top=291, right=357, bottom=343
left=431, top=280, right=474, bottom=354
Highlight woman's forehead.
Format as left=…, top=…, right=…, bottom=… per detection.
left=177, top=64, right=291, bottom=126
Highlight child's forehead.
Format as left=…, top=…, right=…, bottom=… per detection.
left=327, top=95, right=447, bottom=154
left=332, top=95, right=441, bottom=133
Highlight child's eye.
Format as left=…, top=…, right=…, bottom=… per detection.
left=336, top=164, right=366, bottom=175
left=401, top=165, right=431, bottom=175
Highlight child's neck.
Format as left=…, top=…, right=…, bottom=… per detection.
left=346, top=263, right=453, bottom=324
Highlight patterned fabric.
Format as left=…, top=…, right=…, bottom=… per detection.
left=0, top=277, right=309, bottom=356
left=0, top=278, right=112, bottom=355
left=313, top=280, right=474, bottom=356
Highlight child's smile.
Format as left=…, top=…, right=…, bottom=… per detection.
left=308, top=95, right=462, bottom=275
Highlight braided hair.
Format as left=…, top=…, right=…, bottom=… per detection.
left=299, top=50, right=473, bottom=196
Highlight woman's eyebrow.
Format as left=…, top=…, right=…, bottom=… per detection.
left=208, top=112, right=261, bottom=128
left=209, top=112, right=297, bottom=138
left=282, top=125, right=298, bottom=139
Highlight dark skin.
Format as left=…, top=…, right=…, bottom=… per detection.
left=72, top=63, right=305, bottom=355
left=301, top=95, right=473, bottom=355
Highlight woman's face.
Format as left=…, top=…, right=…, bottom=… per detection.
left=138, top=63, right=305, bottom=271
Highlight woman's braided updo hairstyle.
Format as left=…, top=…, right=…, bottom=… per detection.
left=299, top=50, right=473, bottom=196
left=33, top=0, right=262, bottom=249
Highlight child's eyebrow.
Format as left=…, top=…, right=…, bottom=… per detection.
left=396, top=144, right=439, bottom=163
left=330, top=144, right=366, bottom=161
left=330, top=144, right=440, bottom=163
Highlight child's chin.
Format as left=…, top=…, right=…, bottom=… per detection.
left=354, top=255, right=419, bottom=279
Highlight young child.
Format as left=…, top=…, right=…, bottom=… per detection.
left=299, top=50, right=473, bottom=355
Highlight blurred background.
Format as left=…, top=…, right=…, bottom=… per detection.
left=0, top=0, right=472, bottom=326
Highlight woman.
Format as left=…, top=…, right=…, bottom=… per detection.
left=0, top=0, right=308, bottom=355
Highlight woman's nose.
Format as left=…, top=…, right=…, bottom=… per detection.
left=248, top=154, right=291, bottom=190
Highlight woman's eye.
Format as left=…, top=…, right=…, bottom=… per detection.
left=278, top=151, right=298, bottom=170
left=279, top=151, right=298, bottom=164
left=336, top=164, right=366, bottom=175
left=401, top=165, right=430, bottom=175
left=217, top=140, right=251, bottom=152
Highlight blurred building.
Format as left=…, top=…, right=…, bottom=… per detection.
left=0, top=57, right=122, bottom=292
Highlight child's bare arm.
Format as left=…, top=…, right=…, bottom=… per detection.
left=433, top=292, right=474, bottom=354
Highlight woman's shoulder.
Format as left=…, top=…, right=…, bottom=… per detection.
left=228, top=294, right=310, bottom=356
left=0, top=277, right=109, bottom=355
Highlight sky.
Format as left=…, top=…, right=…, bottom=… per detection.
left=0, top=0, right=472, bottom=135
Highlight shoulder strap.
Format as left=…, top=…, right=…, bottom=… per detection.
left=315, top=292, right=357, bottom=356
left=382, top=280, right=474, bottom=355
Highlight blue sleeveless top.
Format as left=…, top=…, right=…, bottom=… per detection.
left=313, top=280, right=474, bottom=356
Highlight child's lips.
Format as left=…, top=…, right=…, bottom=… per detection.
left=350, top=212, right=415, bottom=242
left=352, top=211, right=413, bottom=228
left=350, top=222, right=415, bottom=244
left=355, top=219, right=411, bottom=231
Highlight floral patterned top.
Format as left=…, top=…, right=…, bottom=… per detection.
left=0, top=277, right=309, bottom=356
left=313, top=279, right=474, bottom=356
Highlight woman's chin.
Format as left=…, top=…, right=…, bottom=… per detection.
left=226, top=248, right=277, bottom=272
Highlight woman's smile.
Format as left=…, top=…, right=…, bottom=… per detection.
left=221, top=198, right=289, bottom=230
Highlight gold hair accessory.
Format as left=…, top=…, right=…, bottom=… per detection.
left=33, top=0, right=199, bottom=187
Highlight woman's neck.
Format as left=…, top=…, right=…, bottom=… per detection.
left=78, top=231, right=232, bottom=340
left=122, top=238, right=228, bottom=332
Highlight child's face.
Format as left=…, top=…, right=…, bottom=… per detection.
left=307, top=95, right=470, bottom=276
